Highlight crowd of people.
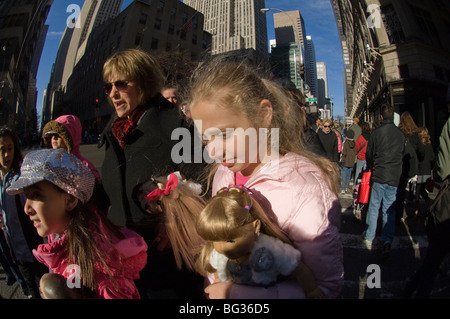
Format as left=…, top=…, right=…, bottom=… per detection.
left=0, top=48, right=448, bottom=299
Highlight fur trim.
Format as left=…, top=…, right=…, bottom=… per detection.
left=42, top=121, right=74, bottom=153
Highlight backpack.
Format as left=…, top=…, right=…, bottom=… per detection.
left=425, top=176, right=450, bottom=234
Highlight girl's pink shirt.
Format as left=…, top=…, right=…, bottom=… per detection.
left=33, top=212, right=148, bottom=299
left=209, top=153, right=344, bottom=299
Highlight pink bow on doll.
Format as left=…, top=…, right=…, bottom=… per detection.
left=145, top=173, right=179, bottom=201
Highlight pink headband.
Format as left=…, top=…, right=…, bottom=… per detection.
left=145, top=173, right=179, bottom=201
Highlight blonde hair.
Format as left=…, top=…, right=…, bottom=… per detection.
left=189, top=59, right=339, bottom=194
left=150, top=176, right=206, bottom=271
left=195, top=186, right=292, bottom=276
left=103, top=48, right=165, bottom=105
left=417, top=126, right=431, bottom=146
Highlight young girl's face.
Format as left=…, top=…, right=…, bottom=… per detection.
left=23, top=181, right=73, bottom=237
left=50, top=134, right=67, bottom=150
left=0, top=136, right=14, bottom=175
left=191, top=100, right=269, bottom=177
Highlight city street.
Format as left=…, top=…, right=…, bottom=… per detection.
left=1, top=144, right=449, bottom=299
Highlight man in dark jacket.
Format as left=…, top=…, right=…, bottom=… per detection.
left=363, top=103, right=405, bottom=259
left=317, top=119, right=339, bottom=163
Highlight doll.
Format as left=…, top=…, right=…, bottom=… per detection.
left=195, top=185, right=325, bottom=299
left=133, top=172, right=205, bottom=271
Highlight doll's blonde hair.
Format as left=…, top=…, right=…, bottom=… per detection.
left=189, top=59, right=339, bottom=194
left=151, top=176, right=206, bottom=271
left=195, top=186, right=292, bottom=276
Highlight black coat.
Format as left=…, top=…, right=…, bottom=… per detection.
left=98, top=94, right=206, bottom=298
left=317, top=129, right=339, bottom=162
left=366, top=119, right=406, bottom=187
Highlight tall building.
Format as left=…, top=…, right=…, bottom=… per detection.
left=42, top=0, right=123, bottom=126
left=305, top=35, right=318, bottom=98
left=332, top=0, right=450, bottom=144
left=0, top=0, right=53, bottom=136
left=270, top=42, right=305, bottom=92
left=61, top=0, right=123, bottom=90
left=61, top=0, right=211, bottom=130
left=183, top=0, right=268, bottom=61
left=273, top=10, right=307, bottom=50
left=316, top=62, right=328, bottom=109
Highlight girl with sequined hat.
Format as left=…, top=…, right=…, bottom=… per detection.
left=195, top=185, right=325, bottom=299
left=7, top=148, right=148, bottom=299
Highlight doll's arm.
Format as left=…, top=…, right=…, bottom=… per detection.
left=291, top=261, right=325, bottom=299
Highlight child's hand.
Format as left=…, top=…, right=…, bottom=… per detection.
left=306, top=286, right=326, bottom=299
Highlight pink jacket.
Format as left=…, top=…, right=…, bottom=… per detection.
left=210, top=153, right=344, bottom=299
left=33, top=212, right=148, bottom=299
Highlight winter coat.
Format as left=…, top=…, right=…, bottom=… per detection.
left=366, top=119, right=406, bottom=187
left=349, top=123, right=362, bottom=141
left=0, top=171, right=43, bottom=263
left=302, top=128, right=326, bottom=157
left=317, top=129, right=339, bottom=162
left=32, top=211, right=148, bottom=299
left=435, top=117, right=450, bottom=182
left=208, top=153, right=344, bottom=299
left=355, top=132, right=370, bottom=161
left=402, top=132, right=426, bottom=178
left=42, top=115, right=101, bottom=181
left=341, top=139, right=356, bottom=168
left=417, top=143, right=435, bottom=177
left=98, top=94, right=206, bottom=297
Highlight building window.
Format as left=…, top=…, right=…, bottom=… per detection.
left=434, top=65, right=444, bottom=81
left=192, top=34, right=197, bottom=45
left=381, top=4, right=405, bottom=45
left=170, top=7, right=176, bottom=18
left=151, top=38, right=159, bottom=50
left=139, top=13, right=148, bottom=25
left=154, top=19, right=161, bottom=30
left=135, top=33, right=143, bottom=46
left=398, top=64, right=409, bottom=79
left=411, top=6, right=442, bottom=48
left=158, top=1, right=165, bottom=13
left=168, top=24, right=175, bottom=35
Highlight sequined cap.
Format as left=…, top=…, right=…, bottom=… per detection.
left=7, top=149, right=95, bottom=203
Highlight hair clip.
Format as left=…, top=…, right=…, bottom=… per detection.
left=244, top=205, right=251, bottom=210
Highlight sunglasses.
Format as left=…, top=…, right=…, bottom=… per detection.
left=104, top=80, right=130, bottom=95
left=323, top=125, right=331, bottom=128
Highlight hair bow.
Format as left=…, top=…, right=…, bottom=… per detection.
left=145, top=173, right=179, bottom=201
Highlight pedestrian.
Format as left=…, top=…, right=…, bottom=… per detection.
left=195, top=185, right=325, bottom=299
left=304, top=114, right=326, bottom=157
left=340, top=129, right=356, bottom=194
left=363, top=104, right=406, bottom=260
left=161, top=83, right=180, bottom=108
left=317, top=119, right=339, bottom=163
left=353, top=122, right=372, bottom=190
left=6, top=149, right=148, bottom=299
left=412, top=126, right=435, bottom=217
left=189, top=60, right=343, bottom=299
left=349, top=117, right=362, bottom=141
left=42, top=115, right=101, bottom=181
left=99, top=48, right=205, bottom=298
left=403, top=116, right=450, bottom=298
left=0, top=126, right=47, bottom=298
left=397, top=112, right=425, bottom=222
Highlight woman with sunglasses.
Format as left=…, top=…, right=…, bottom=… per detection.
left=99, top=48, right=205, bottom=299
left=317, top=119, right=339, bottom=164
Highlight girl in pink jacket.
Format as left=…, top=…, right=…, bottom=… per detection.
left=189, top=60, right=343, bottom=299
left=7, top=149, right=148, bottom=299
left=42, top=115, right=101, bottom=181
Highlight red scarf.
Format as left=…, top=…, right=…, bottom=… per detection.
left=111, top=106, right=147, bottom=148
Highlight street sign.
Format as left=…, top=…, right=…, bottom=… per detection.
left=307, top=98, right=317, bottom=102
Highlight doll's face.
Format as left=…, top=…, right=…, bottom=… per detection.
left=212, top=220, right=260, bottom=260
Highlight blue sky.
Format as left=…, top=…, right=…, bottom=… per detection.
left=36, top=0, right=344, bottom=121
